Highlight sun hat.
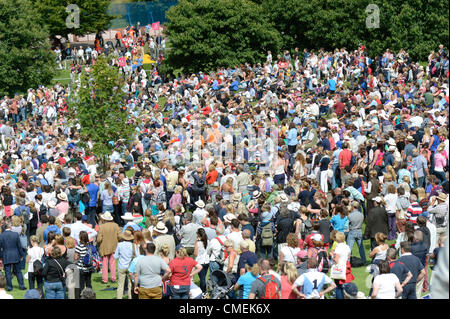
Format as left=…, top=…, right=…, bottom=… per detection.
left=47, top=200, right=57, bottom=208
left=121, top=212, right=136, bottom=221
left=154, top=221, right=168, bottom=234
left=232, top=193, right=242, bottom=202
left=224, top=213, right=237, bottom=223
left=252, top=190, right=261, bottom=199
left=287, top=202, right=300, bottom=212
left=437, top=193, right=448, bottom=201
left=57, top=192, right=68, bottom=201
left=121, top=229, right=134, bottom=241
left=195, top=199, right=206, bottom=208
left=406, top=135, right=414, bottom=141
left=312, top=234, right=323, bottom=242
left=100, top=211, right=114, bottom=221
left=279, top=193, right=289, bottom=203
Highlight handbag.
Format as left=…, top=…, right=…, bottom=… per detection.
left=330, top=259, right=347, bottom=280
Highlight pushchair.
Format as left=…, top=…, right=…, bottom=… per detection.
left=206, top=269, right=234, bottom=299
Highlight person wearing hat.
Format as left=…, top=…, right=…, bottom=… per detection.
left=153, top=221, right=176, bottom=260
left=343, top=282, right=366, bottom=299
left=193, top=199, right=207, bottom=226
left=55, top=192, right=69, bottom=219
left=114, top=229, right=137, bottom=300
left=403, top=135, right=416, bottom=161
left=429, top=192, right=449, bottom=238
left=121, top=212, right=143, bottom=233
left=97, top=211, right=121, bottom=284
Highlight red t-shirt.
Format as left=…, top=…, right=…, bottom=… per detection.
left=304, top=233, right=325, bottom=250
left=169, top=257, right=198, bottom=286
left=334, top=102, right=345, bottom=116
left=339, top=149, right=352, bottom=169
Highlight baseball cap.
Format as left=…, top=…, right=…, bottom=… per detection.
left=343, top=283, right=358, bottom=299
left=81, top=215, right=89, bottom=222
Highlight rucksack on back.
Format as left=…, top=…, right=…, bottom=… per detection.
left=261, top=223, right=274, bottom=247
left=316, top=249, right=330, bottom=273
left=258, top=275, right=280, bottom=299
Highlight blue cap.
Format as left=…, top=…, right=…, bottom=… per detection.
left=81, top=215, right=89, bottom=222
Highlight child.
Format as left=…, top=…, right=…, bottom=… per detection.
left=26, top=235, right=44, bottom=292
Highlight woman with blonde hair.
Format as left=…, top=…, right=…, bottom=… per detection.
left=369, top=232, right=389, bottom=264
left=280, top=262, right=299, bottom=299
left=163, top=210, right=176, bottom=235
left=169, top=185, right=183, bottom=211
left=234, top=262, right=260, bottom=299
left=221, top=177, right=235, bottom=201
left=332, top=231, right=354, bottom=299
left=100, top=182, right=114, bottom=213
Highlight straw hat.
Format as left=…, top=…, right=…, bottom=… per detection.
left=232, top=193, right=242, bottom=202
left=252, top=190, right=261, bottom=199
left=154, top=221, right=168, bottom=234
left=437, top=193, right=448, bottom=202
left=195, top=199, right=206, bottom=208
left=224, top=213, right=237, bottom=223
left=47, top=200, right=57, bottom=208
left=121, top=212, right=136, bottom=221
left=57, top=192, right=68, bottom=201
left=100, top=211, right=114, bottom=221
left=121, top=230, right=134, bottom=241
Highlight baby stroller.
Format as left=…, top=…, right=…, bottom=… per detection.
left=207, top=269, right=234, bottom=299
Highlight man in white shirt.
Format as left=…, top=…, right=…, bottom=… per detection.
left=292, top=258, right=336, bottom=299
left=69, top=213, right=97, bottom=243
left=206, top=224, right=228, bottom=273
left=227, top=219, right=243, bottom=252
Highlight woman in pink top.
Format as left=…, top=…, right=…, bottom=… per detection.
left=279, top=262, right=299, bottom=299
left=433, top=144, right=447, bottom=183
left=55, top=192, right=69, bottom=217
left=169, top=185, right=183, bottom=211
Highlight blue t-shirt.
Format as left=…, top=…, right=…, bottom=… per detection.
left=236, top=251, right=258, bottom=282
left=327, top=79, right=336, bottom=91
left=86, top=183, right=99, bottom=207
left=237, top=272, right=258, bottom=299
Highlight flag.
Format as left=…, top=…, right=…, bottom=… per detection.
left=151, top=22, right=160, bottom=31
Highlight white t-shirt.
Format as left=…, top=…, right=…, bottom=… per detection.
left=384, top=193, right=398, bottom=214
left=294, top=270, right=333, bottom=299
left=334, top=243, right=351, bottom=264
left=227, top=231, right=243, bottom=251
left=373, top=273, right=399, bottom=299
left=281, top=246, right=301, bottom=264
left=27, top=246, right=44, bottom=273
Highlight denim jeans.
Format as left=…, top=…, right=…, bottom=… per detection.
left=103, top=205, right=113, bottom=213
left=170, top=285, right=190, bottom=299
left=198, top=263, right=209, bottom=292
left=87, top=206, right=97, bottom=227
left=3, top=263, right=25, bottom=290
left=346, top=230, right=366, bottom=264
left=209, top=261, right=221, bottom=274
left=45, top=281, right=65, bottom=299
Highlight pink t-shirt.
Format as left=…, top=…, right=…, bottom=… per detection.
left=281, top=275, right=297, bottom=299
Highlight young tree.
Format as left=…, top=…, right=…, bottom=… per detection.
left=0, top=0, right=56, bottom=96
left=68, top=56, right=136, bottom=172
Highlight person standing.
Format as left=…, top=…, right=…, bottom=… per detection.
left=133, top=243, right=171, bottom=299
left=169, top=247, right=202, bottom=299
left=346, top=201, right=366, bottom=265
left=398, top=241, right=426, bottom=299
left=96, top=212, right=121, bottom=284
left=371, top=260, right=403, bottom=299
left=364, top=197, right=389, bottom=249
left=86, top=175, right=100, bottom=227
left=179, top=212, right=200, bottom=257
left=0, top=218, right=26, bottom=291
left=42, top=246, right=70, bottom=299
left=292, top=258, right=336, bottom=299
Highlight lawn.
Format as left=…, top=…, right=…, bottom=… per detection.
left=6, top=228, right=432, bottom=299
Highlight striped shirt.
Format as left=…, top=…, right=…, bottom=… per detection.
left=406, top=203, right=422, bottom=229
left=75, top=244, right=90, bottom=272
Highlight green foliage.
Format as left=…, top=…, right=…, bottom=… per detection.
left=263, top=0, right=448, bottom=61
left=33, top=0, right=113, bottom=39
left=0, top=0, right=56, bottom=96
left=163, top=0, right=282, bottom=75
left=68, top=56, right=135, bottom=166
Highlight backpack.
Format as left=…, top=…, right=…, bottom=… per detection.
left=68, top=188, right=80, bottom=207
left=81, top=191, right=90, bottom=205
left=261, top=223, right=274, bottom=247
left=33, top=259, right=44, bottom=276
left=82, top=245, right=94, bottom=269
left=316, top=248, right=330, bottom=273
left=17, top=206, right=30, bottom=225
left=300, top=218, right=313, bottom=239
left=258, top=275, right=280, bottom=299
left=155, top=190, right=166, bottom=203
left=350, top=256, right=366, bottom=268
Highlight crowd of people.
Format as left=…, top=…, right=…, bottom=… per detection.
left=0, top=34, right=449, bottom=300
